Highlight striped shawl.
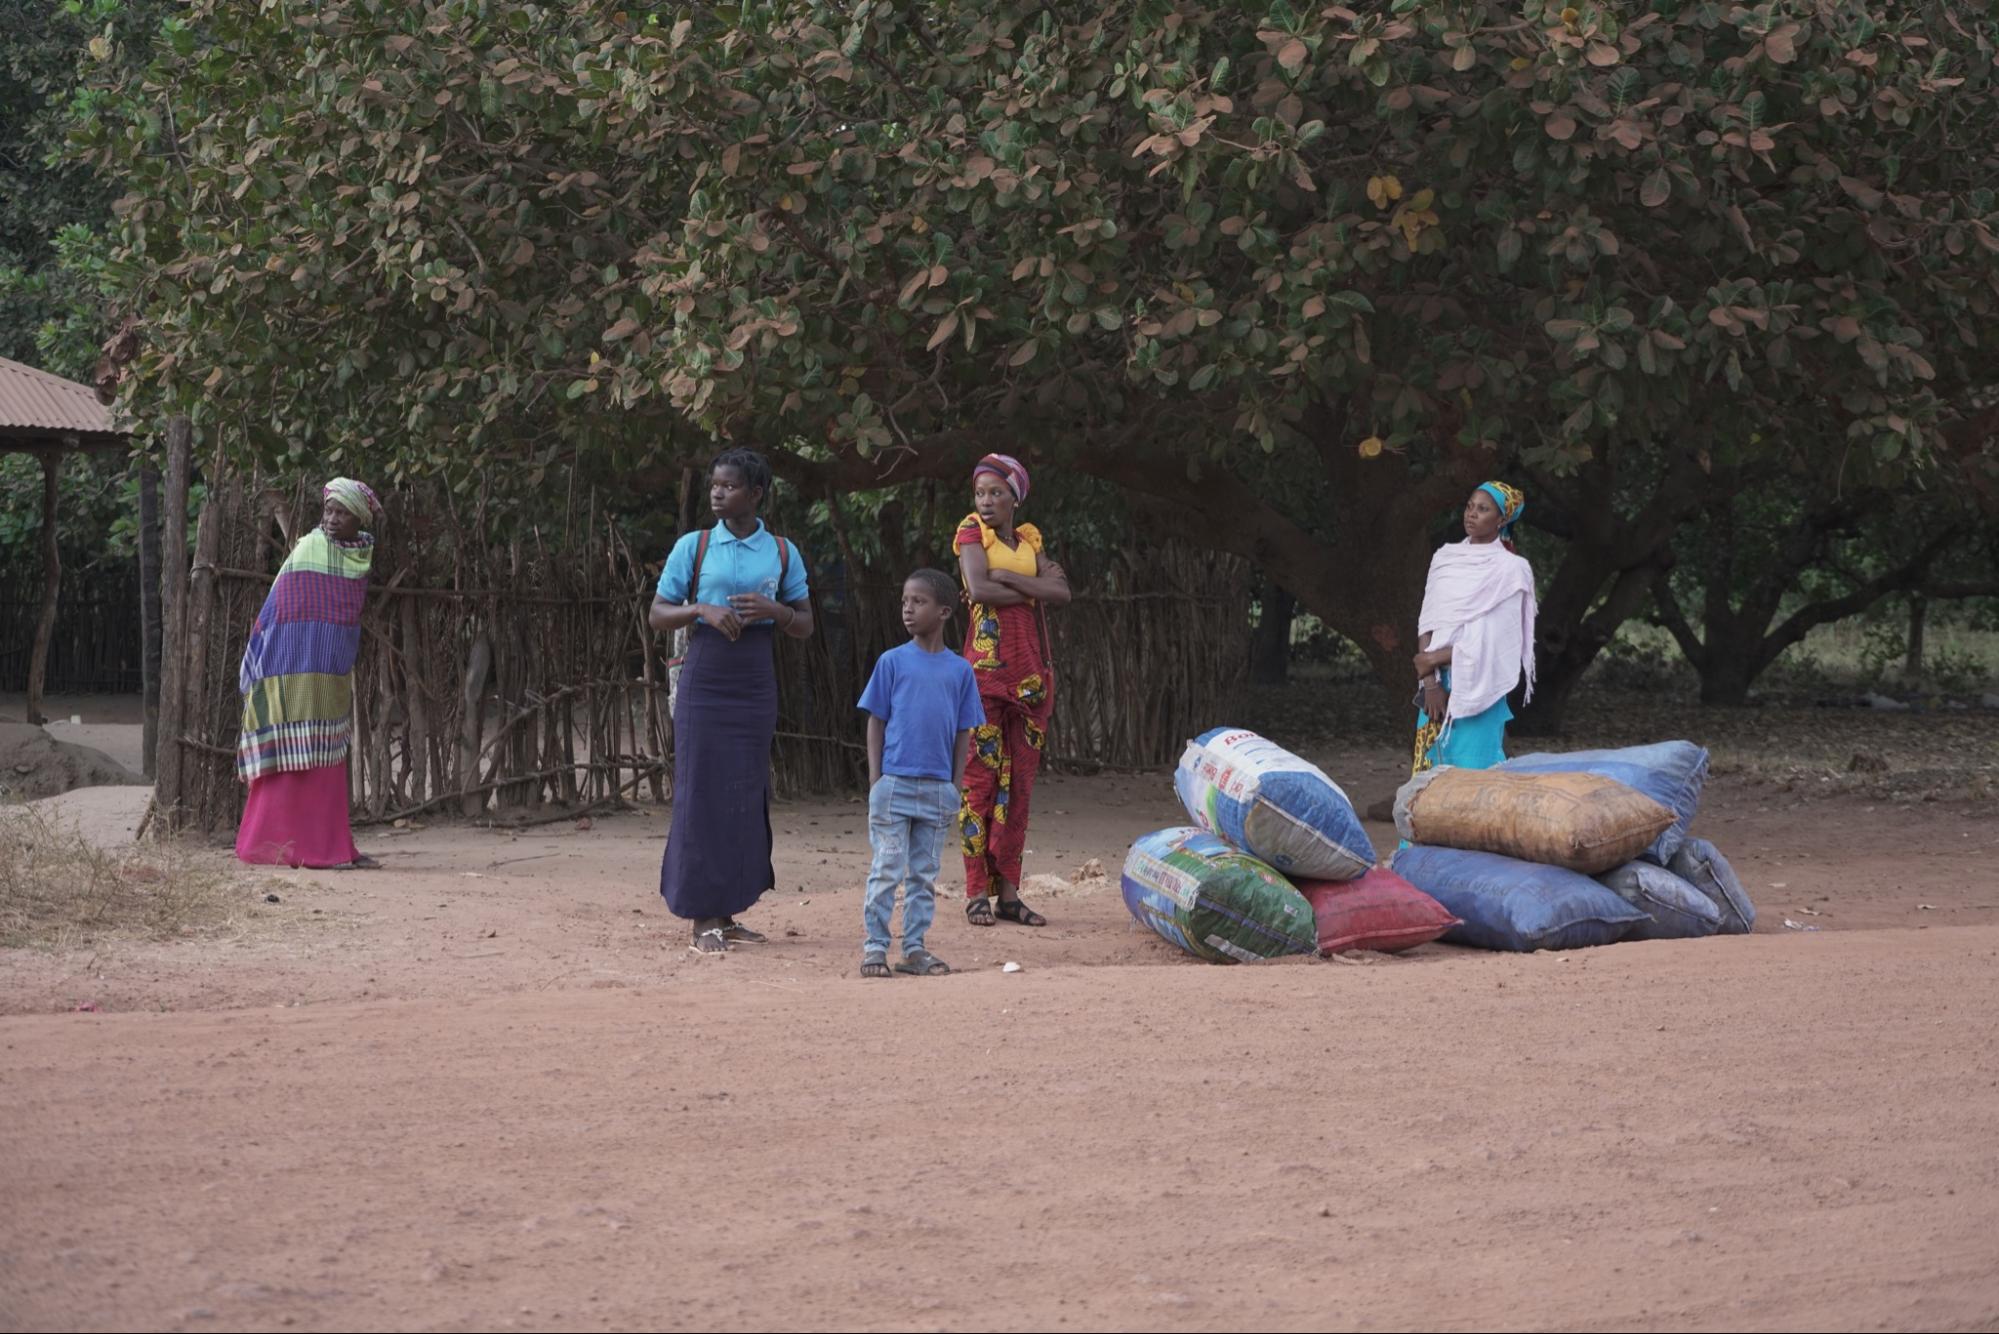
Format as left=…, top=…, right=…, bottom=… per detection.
left=236, top=529, right=374, bottom=782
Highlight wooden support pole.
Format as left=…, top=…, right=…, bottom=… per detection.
left=24, top=448, right=62, bottom=726
left=180, top=483, right=223, bottom=825
left=139, top=462, right=163, bottom=775
left=153, top=417, right=192, bottom=827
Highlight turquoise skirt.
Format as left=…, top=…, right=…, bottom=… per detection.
left=1417, top=696, right=1511, bottom=771
left=1411, top=666, right=1512, bottom=773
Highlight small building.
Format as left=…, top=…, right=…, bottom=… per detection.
left=0, top=355, right=130, bottom=724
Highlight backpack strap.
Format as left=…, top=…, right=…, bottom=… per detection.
left=685, top=528, right=712, bottom=606
left=774, top=533, right=791, bottom=588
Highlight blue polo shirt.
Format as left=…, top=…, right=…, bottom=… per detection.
left=657, top=520, right=809, bottom=623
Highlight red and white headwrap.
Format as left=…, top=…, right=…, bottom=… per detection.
left=972, top=452, right=1029, bottom=503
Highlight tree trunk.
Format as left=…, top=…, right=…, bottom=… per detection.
left=25, top=450, right=62, bottom=727
left=1514, top=549, right=1677, bottom=735
left=1078, top=399, right=1484, bottom=728
left=1248, top=581, right=1295, bottom=685
left=1696, top=648, right=1760, bottom=706
left=154, top=417, right=193, bottom=827
left=139, top=463, right=163, bottom=776
left=1904, top=594, right=1926, bottom=683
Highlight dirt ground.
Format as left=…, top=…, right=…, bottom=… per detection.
left=3, top=716, right=1998, bottom=1331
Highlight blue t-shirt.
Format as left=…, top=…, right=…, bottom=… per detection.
left=857, top=642, right=986, bottom=781
left=656, top=520, right=809, bottom=624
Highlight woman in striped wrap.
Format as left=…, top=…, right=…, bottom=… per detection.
left=233, top=478, right=381, bottom=869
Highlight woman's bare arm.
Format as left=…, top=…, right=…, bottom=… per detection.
left=997, top=554, right=1071, bottom=606
left=958, top=543, right=1027, bottom=606
left=649, top=594, right=743, bottom=641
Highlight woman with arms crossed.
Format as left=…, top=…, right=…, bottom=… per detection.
left=954, top=453, right=1070, bottom=928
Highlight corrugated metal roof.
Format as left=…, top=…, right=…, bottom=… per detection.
left=0, top=355, right=122, bottom=439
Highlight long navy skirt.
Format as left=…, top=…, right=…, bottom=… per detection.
left=660, top=623, right=777, bottom=920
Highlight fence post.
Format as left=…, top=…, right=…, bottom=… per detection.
left=139, top=463, right=162, bottom=775
left=153, top=417, right=192, bottom=828
left=179, top=475, right=224, bottom=827
left=459, top=633, right=491, bottom=817
left=24, top=448, right=62, bottom=726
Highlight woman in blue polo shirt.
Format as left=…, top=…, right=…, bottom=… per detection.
left=649, top=447, right=814, bottom=955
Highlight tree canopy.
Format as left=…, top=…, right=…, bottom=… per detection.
left=77, top=0, right=1999, bottom=713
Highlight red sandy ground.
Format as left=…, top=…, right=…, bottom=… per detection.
left=3, top=748, right=1996, bottom=1332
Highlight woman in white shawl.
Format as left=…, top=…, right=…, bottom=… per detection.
left=1410, top=481, right=1536, bottom=774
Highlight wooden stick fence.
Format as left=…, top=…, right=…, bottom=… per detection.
left=154, top=466, right=1250, bottom=833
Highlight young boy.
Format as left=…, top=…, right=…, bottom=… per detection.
left=855, top=569, right=985, bottom=978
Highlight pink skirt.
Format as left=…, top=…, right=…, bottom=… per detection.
left=236, top=761, right=358, bottom=868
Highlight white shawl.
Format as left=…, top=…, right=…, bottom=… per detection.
left=1417, top=540, right=1537, bottom=723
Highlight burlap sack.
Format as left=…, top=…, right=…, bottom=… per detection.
left=1394, top=766, right=1675, bottom=875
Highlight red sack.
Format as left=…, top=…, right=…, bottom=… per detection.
left=1298, top=868, right=1460, bottom=955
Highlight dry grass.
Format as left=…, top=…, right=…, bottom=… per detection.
left=0, top=806, right=246, bottom=950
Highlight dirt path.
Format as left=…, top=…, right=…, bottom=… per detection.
left=4, top=757, right=1998, bottom=1330
left=5, top=928, right=1997, bottom=1332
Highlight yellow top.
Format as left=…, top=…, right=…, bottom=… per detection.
left=956, top=512, right=1042, bottom=580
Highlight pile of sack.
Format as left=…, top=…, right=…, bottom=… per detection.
left=1120, top=728, right=1461, bottom=963
left=1391, top=741, right=1755, bottom=951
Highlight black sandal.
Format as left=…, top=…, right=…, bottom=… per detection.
left=995, top=897, right=1047, bottom=927
left=720, top=919, right=767, bottom=945
left=966, top=898, right=996, bottom=926
left=894, top=949, right=951, bottom=977
left=860, top=956, right=894, bottom=978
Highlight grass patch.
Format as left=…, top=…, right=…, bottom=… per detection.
left=0, top=806, right=245, bottom=950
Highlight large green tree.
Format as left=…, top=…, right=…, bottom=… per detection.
left=83, top=1, right=1999, bottom=717
left=1651, top=404, right=1999, bottom=702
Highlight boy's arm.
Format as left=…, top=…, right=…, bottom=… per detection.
left=952, top=727, right=971, bottom=789
left=867, top=714, right=886, bottom=787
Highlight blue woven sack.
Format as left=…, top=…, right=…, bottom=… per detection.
left=1597, top=860, right=1724, bottom=940
left=1392, top=846, right=1647, bottom=952
left=1668, top=837, right=1756, bottom=934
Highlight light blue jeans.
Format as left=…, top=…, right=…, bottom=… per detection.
left=863, top=774, right=958, bottom=960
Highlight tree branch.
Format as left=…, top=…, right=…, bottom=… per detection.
left=1756, top=522, right=1965, bottom=669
